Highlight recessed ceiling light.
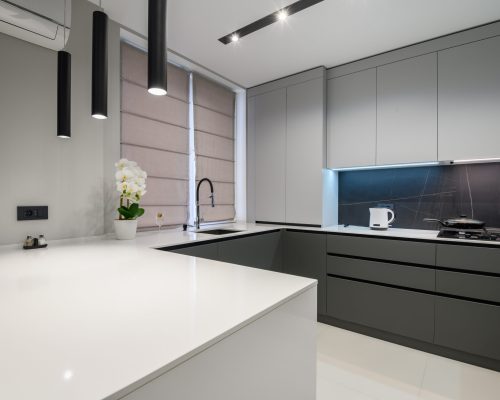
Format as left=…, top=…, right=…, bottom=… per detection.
left=218, top=0, right=324, bottom=45
left=277, top=10, right=288, bottom=21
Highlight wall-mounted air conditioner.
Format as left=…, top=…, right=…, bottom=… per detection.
left=0, top=0, right=71, bottom=51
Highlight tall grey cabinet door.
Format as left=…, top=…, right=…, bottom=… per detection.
left=377, top=53, right=437, bottom=165
left=283, top=231, right=326, bottom=315
left=327, top=68, right=376, bottom=169
left=286, top=78, right=325, bottom=225
left=438, top=36, right=500, bottom=161
left=254, top=89, right=286, bottom=222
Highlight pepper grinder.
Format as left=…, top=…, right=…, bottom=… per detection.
left=23, top=236, right=35, bottom=248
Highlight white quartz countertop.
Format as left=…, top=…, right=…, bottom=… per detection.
left=0, top=221, right=495, bottom=400
left=0, top=224, right=315, bottom=400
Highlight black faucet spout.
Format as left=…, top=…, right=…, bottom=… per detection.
left=196, top=178, right=215, bottom=229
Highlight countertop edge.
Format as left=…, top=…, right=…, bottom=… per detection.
left=105, top=281, right=317, bottom=400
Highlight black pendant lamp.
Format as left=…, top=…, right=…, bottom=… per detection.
left=148, top=0, right=167, bottom=96
left=57, top=0, right=71, bottom=138
left=91, top=8, right=108, bottom=119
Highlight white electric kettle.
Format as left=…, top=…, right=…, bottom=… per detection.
left=369, top=208, right=395, bottom=230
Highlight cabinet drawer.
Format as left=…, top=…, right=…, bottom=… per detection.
left=435, top=297, right=500, bottom=361
left=327, top=235, right=435, bottom=265
left=436, top=270, right=500, bottom=303
left=327, top=255, right=435, bottom=291
left=327, top=277, right=434, bottom=342
left=436, top=244, right=500, bottom=274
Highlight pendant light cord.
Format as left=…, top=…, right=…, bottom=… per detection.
left=63, top=0, right=66, bottom=47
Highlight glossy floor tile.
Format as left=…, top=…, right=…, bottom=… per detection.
left=317, top=323, right=500, bottom=400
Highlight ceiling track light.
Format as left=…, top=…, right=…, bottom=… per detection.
left=92, top=7, right=108, bottom=120
left=218, top=0, right=324, bottom=45
left=277, top=10, right=288, bottom=21
left=148, top=0, right=167, bottom=96
left=57, top=0, right=70, bottom=138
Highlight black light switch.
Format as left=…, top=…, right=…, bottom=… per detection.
left=17, top=206, right=48, bottom=221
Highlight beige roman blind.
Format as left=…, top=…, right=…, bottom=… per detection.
left=193, top=74, right=236, bottom=222
left=120, top=43, right=189, bottom=228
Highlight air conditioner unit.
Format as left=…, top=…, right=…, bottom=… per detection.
left=0, top=0, right=71, bottom=51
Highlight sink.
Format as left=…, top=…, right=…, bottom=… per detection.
left=197, top=229, right=243, bottom=235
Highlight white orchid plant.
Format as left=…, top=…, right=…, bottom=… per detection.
left=115, top=159, right=147, bottom=220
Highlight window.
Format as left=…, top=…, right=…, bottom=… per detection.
left=120, top=42, right=236, bottom=228
left=193, top=73, right=236, bottom=223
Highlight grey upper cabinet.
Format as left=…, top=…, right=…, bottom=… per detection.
left=327, top=68, right=376, bottom=169
left=377, top=53, right=438, bottom=165
left=253, top=88, right=287, bottom=222
left=286, top=78, right=325, bottom=225
left=248, top=68, right=325, bottom=225
left=438, top=36, right=500, bottom=161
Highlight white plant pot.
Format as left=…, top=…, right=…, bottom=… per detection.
left=114, top=219, right=138, bottom=240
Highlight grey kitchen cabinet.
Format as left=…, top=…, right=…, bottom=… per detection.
left=285, top=77, right=325, bottom=225
left=436, top=270, right=500, bottom=304
left=327, top=68, right=376, bottom=168
left=327, top=234, right=436, bottom=266
left=327, top=255, right=435, bottom=291
left=327, top=276, right=435, bottom=343
left=218, top=232, right=283, bottom=272
left=170, top=242, right=219, bottom=260
left=248, top=68, right=326, bottom=225
left=253, top=88, right=287, bottom=223
left=436, top=243, right=500, bottom=274
left=438, top=35, right=500, bottom=161
left=435, top=297, right=500, bottom=361
left=377, top=53, right=437, bottom=165
left=283, top=230, right=326, bottom=314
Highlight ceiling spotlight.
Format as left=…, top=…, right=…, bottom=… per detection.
left=277, top=10, right=288, bottom=21
left=231, top=33, right=239, bottom=42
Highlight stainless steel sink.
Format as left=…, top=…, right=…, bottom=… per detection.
left=197, top=229, right=243, bottom=235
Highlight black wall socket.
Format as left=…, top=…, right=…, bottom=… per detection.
left=17, top=206, right=48, bottom=221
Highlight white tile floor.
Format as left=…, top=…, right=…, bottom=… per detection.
left=317, top=323, right=500, bottom=400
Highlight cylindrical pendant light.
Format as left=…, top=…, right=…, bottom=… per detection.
left=148, top=0, right=167, bottom=96
left=57, top=0, right=71, bottom=138
left=92, top=10, right=108, bottom=119
left=57, top=51, right=71, bottom=138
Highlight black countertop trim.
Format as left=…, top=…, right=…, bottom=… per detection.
left=158, top=228, right=282, bottom=251
left=327, top=252, right=436, bottom=269
left=256, top=221, right=322, bottom=228
left=327, top=274, right=500, bottom=307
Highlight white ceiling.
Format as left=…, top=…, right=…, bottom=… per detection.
left=93, top=0, right=500, bottom=88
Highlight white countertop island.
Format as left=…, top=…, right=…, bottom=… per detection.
left=0, top=226, right=317, bottom=400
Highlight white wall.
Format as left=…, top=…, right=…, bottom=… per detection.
left=0, top=0, right=120, bottom=245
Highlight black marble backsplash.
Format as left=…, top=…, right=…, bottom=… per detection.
left=338, top=163, right=500, bottom=230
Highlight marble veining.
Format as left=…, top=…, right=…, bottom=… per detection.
left=339, top=163, right=500, bottom=230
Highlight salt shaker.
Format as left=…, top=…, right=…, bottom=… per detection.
left=38, top=235, right=47, bottom=246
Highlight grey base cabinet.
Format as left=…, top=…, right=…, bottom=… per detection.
left=435, top=297, right=500, bottom=361
left=170, top=243, right=219, bottom=260
left=327, top=277, right=435, bottom=343
left=166, top=230, right=500, bottom=370
left=283, top=231, right=326, bottom=314
left=218, top=232, right=282, bottom=272
left=167, top=231, right=282, bottom=273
